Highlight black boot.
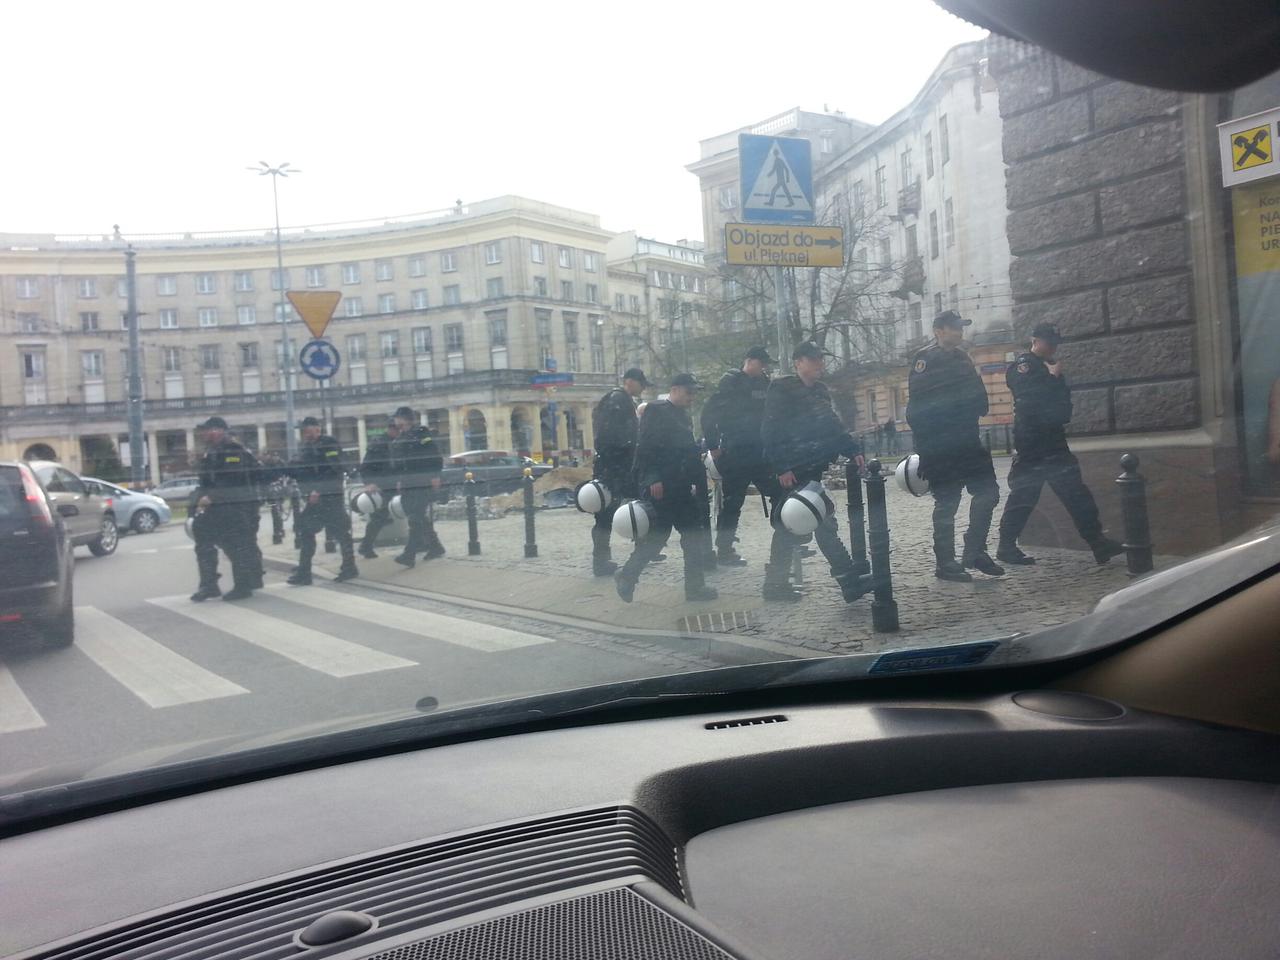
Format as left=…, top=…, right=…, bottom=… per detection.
left=615, top=570, right=637, bottom=603
left=286, top=570, right=313, bottom=586
left=833, top=569, right=871, bottom=603
left=683, top=549, right=718, bottom=602
left=335, top=564, right=359, bottom=582
left=1090, top=537, right=1125, bottom=565
left=935, top=558, right=973, bottom=582
left=358, top=542, right=378, bottom=559
left=393, top=552, right=416, bottom=568
left=963, top=551, right=1005, bottom=577
left=591, top=526, right=617, bottom=576
left=762, top=563, right=802, bottom=602
left=996, top=542, right=1037, bottom=565
left=715, top=531, right=748, bottom=566
left=222, top=585, right=254, bottom=601
left=324, top=541, right=338, bottom=554
left=190, top=583, right=221, bottom=602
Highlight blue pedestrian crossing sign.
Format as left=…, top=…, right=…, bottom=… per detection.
left=739, top=133, right=815, bottom=224
left=299, top=338, right=340, bottom=381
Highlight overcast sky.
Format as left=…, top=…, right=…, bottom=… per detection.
left=3, top=0, right=984, bottom=243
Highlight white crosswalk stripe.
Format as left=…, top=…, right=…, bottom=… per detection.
left=0, top=663, right=45, bottom=734
left=74, top=607, right=248, bottom=707
left=264, top=584, right=552, bottom=652
left=148, top=595, right=416, bottom=677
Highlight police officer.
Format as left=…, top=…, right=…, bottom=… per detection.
left=390, top=406, right=445, bottom=568
left=286, top=416, right=358, bottom=585
left=589, top=367, right=646, bottom=576
left=906, top=310, right=1002, bottom=582
left=190, top=416, right=261, bottom=601
left=702, top=345, right=776, bottom=567
left=357, top=417, right=400, bottom=560
left=996, top=323, right=1124, bottom=565
left=762, top=341, right=866, bottom=602
left=615, top=373, right=719, bottom=604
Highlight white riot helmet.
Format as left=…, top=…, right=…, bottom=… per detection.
left=352, top=490, right=385, bottom=515
left=703, top=451, right=722, bottom=481
left=895, top=454, right=929, bottom=496
left=575, top=479, right=613, bottom=514
left=612, top=499, right=656, bottom=541
left=388, top=495, right=408, bottom=520
left=184, top=515, right=196, bottom=541
left=778, top=481, right=836, bottom=537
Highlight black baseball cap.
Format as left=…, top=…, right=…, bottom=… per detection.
left=1031, top=322, right=1063, bottom=345
left=744, top=345, right=775, bottom=364
left=299, top=416, right=321, bottom=428
left=393, top=406, right=416, bottom=420
left=199, top=416, right=228, bottom=430
left=622, top=367, right=650, bottom=386
left=670, top=372, right=702, bottom=389
left=792, top=341, right=823, bottom=361
left=933, top=310, right=972, bottom=329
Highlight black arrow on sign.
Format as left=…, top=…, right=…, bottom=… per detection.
left=814, top=237, right=841, bottom=248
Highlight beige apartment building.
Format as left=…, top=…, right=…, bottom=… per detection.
left=0, top=197, right=628, bottom=481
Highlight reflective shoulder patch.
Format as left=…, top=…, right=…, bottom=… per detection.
left=914, top=359, right=927, bottom=373
left=224, top=456, right=241, bottom=463
left=1017, top=362, right=1031, bottom=374
left=420, top=437, right=433, bottom=446
left=325, top=450, right=340, bottom=457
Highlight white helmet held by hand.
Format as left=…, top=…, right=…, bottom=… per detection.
left=352, top=490, right=385, bottom=515
left=575, top=479, right=613, bottom=514
left=388, top=495, right=408, bottom=520
left=778, top=481, right=835, bottom=536
left=895, top=454, right=929, bottom=496
left=612, top=499, right=656, bottom=541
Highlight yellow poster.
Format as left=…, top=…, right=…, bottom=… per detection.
left=1232, top=178, right=1280, bottom=491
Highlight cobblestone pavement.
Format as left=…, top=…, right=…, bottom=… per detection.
left=316, top=457, right=1169, bottom=660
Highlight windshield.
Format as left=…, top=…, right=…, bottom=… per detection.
left=2, top=1, right=1279, bottom=806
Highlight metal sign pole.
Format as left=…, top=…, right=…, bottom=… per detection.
left=774, top=265, right=787, bottom=364
left=124, top=246, right=145, bottom=486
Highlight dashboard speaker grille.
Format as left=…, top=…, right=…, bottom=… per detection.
left=370, top=887, right=735, bottom=960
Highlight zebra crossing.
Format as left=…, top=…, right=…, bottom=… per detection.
left=0, top=585, right=556, bottom=735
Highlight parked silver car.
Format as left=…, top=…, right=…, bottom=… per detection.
left=153, top=476, right=202, bottom=506
left=82, top=478, right=173, bottom=534
left=27, top=461, right=118, bottom=557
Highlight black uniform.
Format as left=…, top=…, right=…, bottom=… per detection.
left=391, top=424, right=445, bottom=563
left=702, top=369, right=776, bottom=557
left=906, top=341, right=1000, bottom=564
left=997, top=351, right=1105, bottom=549
left=291, top=434, right=356, bottom=577
left=194, top=436, right=262, bottom=593
left=616, top=400, right=711, bottom=595
left=358, top=431, right=397, bottom=555
left=590, top=387, right=638, bottom=569
left=762, top=375, right=861, bottom=588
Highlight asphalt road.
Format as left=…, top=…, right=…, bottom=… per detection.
left=0, top=521, right=724, bottom=790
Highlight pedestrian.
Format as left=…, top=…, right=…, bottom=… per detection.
left=996, top=323, right=1125, bottom=565
left=588, top=367, right=646, bottom=576
left=701, top=345, right=777, bottom=567
left=615, top=373, right=719, bottom=604
left=906, top=310, right=1003, bottom=582
left=357, top=417, right=400, bottom=559
left=389, top=406, right=446, bottom=568
left=286, top=417, right=358, bottom=585
left=761, top=341, right=866, bottom=602
left=883, top=418, right=898, bottom=456
left=189, top=416, right=262, bottom=601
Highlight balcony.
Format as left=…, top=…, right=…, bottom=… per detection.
left=891, top=257, right=926, bottom=299
left=896, top=179, right=922, bottom=218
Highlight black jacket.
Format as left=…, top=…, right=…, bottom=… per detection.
left=392, top=424, right=443, bottom=490
left=360, top=433, right=397, bottom=483
left=701, top=369, right=770, bottom=470
left=592, top=387, right=638, bottom=481
left=762, top=375, right=859, bottom=479
left=1008, top=351, right=1073, bottom=458
left=905, top=341, right=989, bottom=457
left=197, top=437, right=260, bottom=509
left=291, top=434, right=347, bottom=496
left=634, top=400, right=701, bottom=495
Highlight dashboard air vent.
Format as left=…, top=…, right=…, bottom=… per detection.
left=704, top=715, right=788, bottom=730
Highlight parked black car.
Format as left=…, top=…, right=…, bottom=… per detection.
left=0, top=461, right=75, bottom=646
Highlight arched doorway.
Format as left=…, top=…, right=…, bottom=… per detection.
left=463, top=409, right=488, bottom=451
left=510, top=408, right=533, bottom=455
left=23, top=443, right=57, bottom=462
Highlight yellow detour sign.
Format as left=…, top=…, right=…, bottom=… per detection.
left=286, top=291, right=342, bottom=339
left=724, top=223, right=844, bottom=267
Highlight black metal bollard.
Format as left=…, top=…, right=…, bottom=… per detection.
left=522, top=468, right=538, bottom=558
left=845, top=459, right=870, bottom=577
left=864, top=460, right=900, bottom=633
left=464, top=473, right=481, bottom=556
left=1116, top=454, right=1153, bottom=575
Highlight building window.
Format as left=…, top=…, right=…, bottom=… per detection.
left=375, top=259, right=394, bottom=281
left=199, top=345, right=221, bottom=371
left=852, top=179, right=866, bottom=215
left=380, top=331, right=399, bottom=358
left=198, top=307, right=218, bottom=327
left=489, top=312, right=508, bottom=347
left=77, top=278, right=98, bottom=298
left=900, top=147, right=913, bottom=186
left=347, top=334, right=367, bottom=362
left=564, top=313, right=581, bottom=371
left=630, top=295, right=641, bottom=313
left=440, top=251, right=457, bottom=273
left=342, top=263, right=361, bottom=284
left=408, top=255, right=426, bottom=278
left=22, top=350, right=47, bottom=379
left=117, top=277, right=129, bottom=298
left=908, top=301, right=923, bottom=321
left=530, top=240, right=545, bottom=263
left=17, top=313, right=39, bottom=332
left=615, top=293, right=626, bottom=311
left=274, top=303, right=296, bottom=324
left=163, top=347, right=182, bottom=373
left=583, top=252, right=597, bottom=272
left=485, top=277, right=504, bottom=299
left=82, top=350, right=105, bottom=379
left=718, top=185, right=737, bottom=211
left=925, top=132, right=935, bottom=178
left=413, top=327, right=433, bottom=354
left=80, top=311, right=100, bottom=332
left=378, top=293, right=396, bottom=314
left=270, top=269, right=291, bottom=291
left=874, top=165, right=887, bottom=208
left=533, top=276, right=548, bottom=296
left=905, top=224, right=919, bottom=260
left=585, top=283, right=598, bottom=304
left=17, top=277, right=40, bottom=299
left=945, top=198, right=956, bottom=247
left=484, top=241, right=502, bottom=265
left=879, top=237, right=892, bottom=267
left=934, top=292, right=943, bottom=314
left=235, top=271, right=254, bottom=292
left=949, top=284, right=959, bottom=309
left=344, top=297, right=363, bottom=317
left=411, top=289, right=429, bottom=310
left=443, top=284, right=461, bottom=306
left=929, top=211, right=940, bottom=259
left=195, top=273, right=216, bottom=294
left=305, top=266, right=326, bottom=288
left=561, top=280, right=574, bottom=300
left=558, top=247, right=573, bottom=268
left=940, top=115, right=950, bottom=163
left=445, top=323, right=464, bottom=353
left=237, top=305, right=256, bottom=325
left=535, top=308, right=553, bottom=366
left=121, top=311, right=133, bottom=330
left=157, top=275, right=177, bottom=296
left=240, top=343, right=259, bottom=368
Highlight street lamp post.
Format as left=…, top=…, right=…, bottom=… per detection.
left=249, top=161, right=301, bottom=458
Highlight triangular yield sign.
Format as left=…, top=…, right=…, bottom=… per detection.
left=286, top=291, right=342, bottom=340
left=747, top=140, right=813, bottom=214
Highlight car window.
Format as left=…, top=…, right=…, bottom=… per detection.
left=56, top=469, right=86, bottom=495
left=0, top=468, right=23, bottom=519
left=37, top=467, right=62, bottom=492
